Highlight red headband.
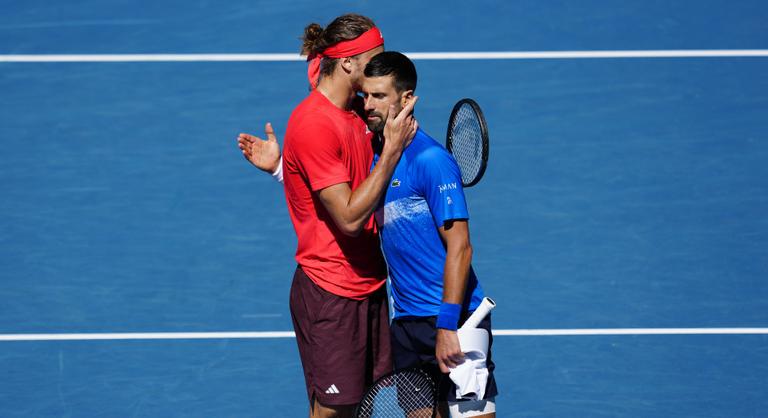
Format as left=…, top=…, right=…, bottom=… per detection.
left=307, top=27, right=384, bottom=89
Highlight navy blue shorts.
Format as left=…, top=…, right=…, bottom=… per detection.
left=390, top=314, right=498, bottom=402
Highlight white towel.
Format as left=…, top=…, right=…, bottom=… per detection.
left=448, top=328, right=490, bottom=400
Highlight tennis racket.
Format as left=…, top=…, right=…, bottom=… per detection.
left=446, top=98, right=490, bottom=188
left=461, top=297, right=495, bottom=330
left=355, top=298, right=496, bottom=417
left=355, top=368, right=437, bottom=418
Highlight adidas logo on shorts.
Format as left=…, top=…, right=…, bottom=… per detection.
left=325, top=384, right=340, bottom=394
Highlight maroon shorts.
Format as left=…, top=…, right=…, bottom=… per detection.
left=289, top=266, right=392, bottom=406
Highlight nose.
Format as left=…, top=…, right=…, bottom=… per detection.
left=363, top=96, right=374, bottom=111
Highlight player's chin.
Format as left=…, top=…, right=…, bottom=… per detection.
left=366, top=119, right=384, bottom=133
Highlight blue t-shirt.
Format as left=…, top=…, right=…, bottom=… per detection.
left=373, top=128, right=484, bottom=318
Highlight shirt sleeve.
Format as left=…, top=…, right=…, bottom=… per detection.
left=416, top=147, right=470, bottom=229
left=290, top=119, right=351, bottom=191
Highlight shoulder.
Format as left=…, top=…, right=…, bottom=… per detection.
left=410, top=129, right=459, bottom=169
left=290, top=94, right=334, bottom=127
left=287, top=101, right=339, bottom=146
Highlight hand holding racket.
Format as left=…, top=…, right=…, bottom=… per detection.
left=446, top=99, right=490, bottom=187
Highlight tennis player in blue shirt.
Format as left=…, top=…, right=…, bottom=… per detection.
left=362, top=52, right=497, bottom=417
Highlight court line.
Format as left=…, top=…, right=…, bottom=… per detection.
left=1, top=50, right=768, bottom=62
left=492, top=328, right=768, bottom=336
left=1, top=328, right=767, bottom=341
left=0, top=332, right=296, bottom=341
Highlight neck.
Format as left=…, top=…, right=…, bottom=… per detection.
left=404, top=127, right=416, bottom=148
left=316, top=72, right=356, bottom=110
left=375, top=121, right=418, bottom=153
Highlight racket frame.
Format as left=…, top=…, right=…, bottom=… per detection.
left=446, top=98, right=490, bottom=188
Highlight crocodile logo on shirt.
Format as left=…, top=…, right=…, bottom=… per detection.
left=391, top=179, right=401, bottom=187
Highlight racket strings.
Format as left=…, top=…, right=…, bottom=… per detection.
left=356, top=370, right=436, bottom=417
left=448, top=104, right=485, bottom=185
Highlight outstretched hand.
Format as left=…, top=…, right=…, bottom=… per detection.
left=237, top=122, right=281, bottom=173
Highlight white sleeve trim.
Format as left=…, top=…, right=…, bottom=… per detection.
left=271, top=157, right=283, bottom=183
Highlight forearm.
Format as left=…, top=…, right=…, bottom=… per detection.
left=442, top=242, right=473, bottom=305
left=436, top=220, right=474, bottom=330
left=436, top=233, right=473, bottom=371
left=321, top=151, right=400, bottom=236
left=320, top=105, right=415, bottom=235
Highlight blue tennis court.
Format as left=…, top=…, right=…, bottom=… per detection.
left=2, top=1, right=767, bottom=417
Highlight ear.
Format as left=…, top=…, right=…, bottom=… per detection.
left=339, top=57, right=354, bottom=75
left=400, top=90, right=414, bottom=108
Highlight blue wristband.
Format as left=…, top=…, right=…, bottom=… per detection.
left=436, top=303, right=461, bottom=330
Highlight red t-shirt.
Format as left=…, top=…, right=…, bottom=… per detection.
left=282, top=90, right=387, bottom=299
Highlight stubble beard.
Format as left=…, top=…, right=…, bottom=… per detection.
left=366, top=113, right=386, bottom=134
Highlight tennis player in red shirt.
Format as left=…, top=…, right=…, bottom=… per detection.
left=240, top=14, right=416, bottom=418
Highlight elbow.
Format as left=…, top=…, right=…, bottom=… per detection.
left=326, top=210, right=365, bottom=237
left=337, top=220, right=363, bottom=237
left=457, top=240, right=473, bottom=263
left=447, top=240, right=473, bottom=262
left=464, top=242, right=474, bottom=262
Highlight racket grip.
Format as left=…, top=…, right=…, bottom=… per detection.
left=460, top=297, right=496, bottom=330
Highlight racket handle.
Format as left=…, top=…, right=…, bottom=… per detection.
left=460, top=297, right=496, bottom=330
